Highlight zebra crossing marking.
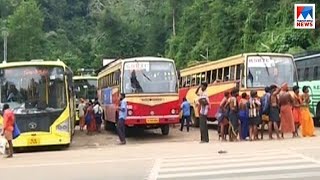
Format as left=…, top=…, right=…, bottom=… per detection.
left=147, top=150, right=320, bottom=180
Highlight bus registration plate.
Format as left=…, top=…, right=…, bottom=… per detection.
left=27, top=138, right=40, bottom=145
left=146, top=118, right=159, bottom=124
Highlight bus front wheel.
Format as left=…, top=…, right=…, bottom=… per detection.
left=315, top=103, right=320, bottom=127
left=161, top=125, right=170, bottom=135
left=191, top=108, right=200, bottom=127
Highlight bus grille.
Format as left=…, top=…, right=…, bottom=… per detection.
left=15, top=111, right=63, bottom=133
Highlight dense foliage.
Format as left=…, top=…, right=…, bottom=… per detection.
left=0, top=0, right=319, bottom=70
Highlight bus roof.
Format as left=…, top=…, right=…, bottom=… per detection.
left=0, top=60, right=68, bottom=69
left=180, top=53, right=293, bottom=76
left=294, top=53, right=320, bottom=61
left=96, top=56, right=175, bottom=74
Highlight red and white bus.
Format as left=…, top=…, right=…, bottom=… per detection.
left=97, top=57, right=179, bottom=135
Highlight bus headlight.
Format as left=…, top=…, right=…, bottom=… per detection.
left=128, top=110, right=133, bottom=116
left=56, top=119, right=69, bottom=132
left=171, top=109, right=176, bottom=114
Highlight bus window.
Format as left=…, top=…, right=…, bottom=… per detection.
left=212, top=69, right=217, bottom=82
left=304, top=67, right=309, bottom=81
left=179, top=77, right=183, bottom=87
left=191, top=75, right=196, bottom=86
left=297, top=68, right=301, bottom=81
left=218, top=68, right=222, bottom=80
left=196, top=73, right=201, bottom=85
left=201, top=72, right=206, bottom=83
left=223, top=67, right=230, bottom=81
left=230, top=65, right=235, bottom=81
left=206, top=70, right=212, bottom=83
left=186, top=76, right=191, bottom=87
left=236, top=64, right=241, bottom=80
left=314, top=67, right=318, bottom=80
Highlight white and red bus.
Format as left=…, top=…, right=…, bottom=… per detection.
left=97, top=57, right=179, bottom=135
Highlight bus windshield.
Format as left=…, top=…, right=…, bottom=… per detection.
left=74, top=78, right=97, bottom=100
left=0, top=66, right=66, bottom=113
left=123, top=61, right=177, bottom=94
left=247, top=56, right=295, bottom=88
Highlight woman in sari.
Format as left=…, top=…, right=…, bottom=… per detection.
left=279, top=83, right=295, bottom=138
left=300, top=86, right=315, bottom=137
left=85, top=101, right=96, bottom=135
left=238, top=93, right=249, bottom=140
left=292, top=86, right=302, bottom=137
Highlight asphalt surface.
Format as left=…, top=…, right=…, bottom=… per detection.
left=1, top=126, right=320, bottom=180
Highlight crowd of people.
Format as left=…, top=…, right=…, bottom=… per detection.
left=216, top=83, right=315, bottom=141
left=178, top=82, right=316, bottom=142
left=78, top=94, right=127, bottom=145
left=78, top=98, right=103, bottom=135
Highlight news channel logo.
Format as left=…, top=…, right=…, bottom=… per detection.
left=294, top=4, right=316, bottom=29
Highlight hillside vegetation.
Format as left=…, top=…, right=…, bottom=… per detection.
left=0, top=0, right=319, bottom=70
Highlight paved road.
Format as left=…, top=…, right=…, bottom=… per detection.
left=2, top=137, right=320, bottom=180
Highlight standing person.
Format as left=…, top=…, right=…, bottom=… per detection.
left=300, top=86, right=315, bottom=137
left=195, top=82, right=209, bottom=143
left=292, top=85, right=302, bottom=137
left=279, top=83, right=295, bottom=138
left=85, top=101, right=96, bottom=135
left=217, top=91, right=230, bottom=141
left=93, top=101, right=103, bottom=133
left=226, top=88, right=239, bottom=141
left=260, top=87, right=271, bottom=140
left=180, top=98, right=191, bottom=132
left=238, top=92, right=249, bottom=141
left=198, top=95, right=209, bottom=143
left=269, top=85, right=281, bottom=139
left=248, top=90, right=261, bottom=141
left=117, top=93, right=127, bottom=145
left=78, top=98, right=86, bottom=131
left=0, top=104, right=14, bottom=158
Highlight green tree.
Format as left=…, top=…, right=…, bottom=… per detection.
left=8, top=0, right=45, bottom=61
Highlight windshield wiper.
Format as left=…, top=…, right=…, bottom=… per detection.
left=257, top=55, right=270, bottom=76
left=142, top=72, right=152, bottom=81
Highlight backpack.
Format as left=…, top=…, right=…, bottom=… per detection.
left=261, top=93, right=270, bottom=115
left=95, top=106, right=103, bottom=124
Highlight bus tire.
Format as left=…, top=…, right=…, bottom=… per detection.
left=314, top=103, right=320, bottom=127
left=161, top=125, right=170, bottom=135
left=104, top=120, right=114, bottom=131
left=191, top=108, right=200, bottom=127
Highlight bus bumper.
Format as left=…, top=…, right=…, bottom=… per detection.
left=12, top=133, right=71, bottom=148
left=125, top=115, right=180, bottom=126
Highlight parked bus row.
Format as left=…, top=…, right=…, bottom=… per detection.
left=3, top=51, right=318, bottom=148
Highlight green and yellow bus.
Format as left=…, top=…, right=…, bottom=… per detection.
left=0, top=60, right=75, bottom=147
left=295, top=52, right=320, bottom=126
left=73, top=70, right=98, bottom=124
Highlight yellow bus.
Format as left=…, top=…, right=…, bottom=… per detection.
left=179, top=53, right=297, bottom=126
left=0, top=60, right=75, bottom=147
left=73, top=70, right=98, bottom=124
left=97, top=57, right=179, bottom=135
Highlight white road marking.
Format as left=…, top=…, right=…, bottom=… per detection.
left=147, top=158, right=162, bottom=180
left=153, top=149, right=320, bottom=180
left=0, top=157, right=153, bottom=169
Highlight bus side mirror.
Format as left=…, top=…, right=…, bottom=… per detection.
left=177, top=70, right=181, bottom=79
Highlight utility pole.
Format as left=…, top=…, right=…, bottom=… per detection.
left=2, top=26, right=8, bottom=63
